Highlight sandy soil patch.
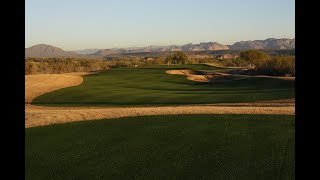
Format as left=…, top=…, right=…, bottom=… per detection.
left=166, top=69, right=295, bottom=82
left=63, top=72, right=96, bottom=76
left=25, top=104, right=294, bottom=128
left=166, top=69, right=244, bottom=82
left=25, top=72, right=295, bottom=128
left=25, top=72, right=99, bottom=103
left=166, top=70, right=214, bottom=82
left=254, top=75, right=295, bottom=81
left=25, top=74, right=83, bottom=103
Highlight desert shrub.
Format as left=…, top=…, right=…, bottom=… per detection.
left=240, top=50, right=268, bottom=63
left=144, top=59, right=156, bottom=66
left=106, top=58, right=149, bottom=68
left=25, top=62, right=39, bottom=74
left=114, top=60, right=131, bottom=68
left=238, top=50, right=269, bottom=69
left=213, top=58, right=249, bottom=67
left=197, top=58, right=215, bottom=64
left=255, top=56, right=295, bottom=76
left=153, top=57, right=165, bottom=64
left=165, top=51, right=191, bottom=64
left=25, top=57, right=110, bottom=74
left=210, top=51, right=295, bottom=76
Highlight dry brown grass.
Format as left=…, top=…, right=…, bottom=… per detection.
left=204, top=63, right=246, bottom=69
left=25, top=104, right=294, bottom=128
left=63, top=72, right=96, bottom=76
left=25, top=72, right=97, bottom=103
left=25, top=74, right=83, bottom=103
left=253, top=75, right=295, bottom=81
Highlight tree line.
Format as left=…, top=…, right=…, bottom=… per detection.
left=25, top=57, right=110, bottom=74
left=25, top=50, right=294, bottom=77
left=238, top=50, right=295, bottom=76
left=163, top=51, right=295, bottom=76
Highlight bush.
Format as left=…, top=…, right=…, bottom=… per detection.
left=197, top=58, right=215, bottom=64
left=25, top=57, right=110, bottom=75
left=165, top=51, right=191, bottom=64
left=210, top=50, right=295, bottom=76
left=215, top=58, right=250, bottom=67
left=240, top=50, right=268, bottom=63
left=255, top=56, right=295, bottom=76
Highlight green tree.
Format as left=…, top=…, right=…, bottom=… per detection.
left=165, top=51, right=190, bottom=65
left=239, top=50, right=268, bottom=69
left=240, top=50, right=268, bottom=62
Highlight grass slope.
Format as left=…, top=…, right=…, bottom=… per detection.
left=32, top=64, right=295, bottom=106
left=26, top=114, right=295, bottom=180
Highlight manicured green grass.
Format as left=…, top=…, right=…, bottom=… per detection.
left=26, top=114, right=295, bottom=180
left=135, top=64, right=230, bottom=70
left=32, top=64, right=295, bottom=106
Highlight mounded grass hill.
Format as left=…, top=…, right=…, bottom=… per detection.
left=32, top=64, right=295, bottom=106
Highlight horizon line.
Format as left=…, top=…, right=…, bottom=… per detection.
left=26, top=37, right=295, bottom=51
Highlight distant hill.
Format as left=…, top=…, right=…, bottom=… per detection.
left=26, top=38, right=295, bottom=58
left=25, top=44, right=79, bottom=58
left=230, top=38, right=295, bottom=50
left=92, top=49, right=129, bottom=57
left=92, top=42, right=228, bottom=56
left=181, top=42, right=228, bottom=51
left=74, top=49, right=101, bottom=55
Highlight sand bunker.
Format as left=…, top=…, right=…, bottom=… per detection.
left=25, top=72, right=295, bottom=128
left=166, top=69, right=295, bottom=82
left=165, top=69, right=242, bottom=82
left=166, top=70, right=214, bottom=82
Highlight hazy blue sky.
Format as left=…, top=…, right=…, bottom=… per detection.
left=26, top=0, right=295, bottom=50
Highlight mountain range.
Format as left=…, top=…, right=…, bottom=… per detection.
left=25, top=38, right=295, bottom=58
left=230, top=38, right=295, bottom=50
left=75, top=49, right=100, bottom=55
